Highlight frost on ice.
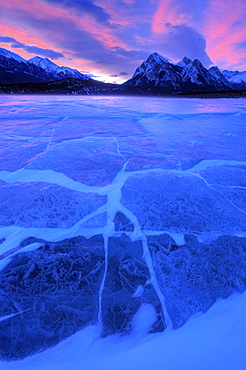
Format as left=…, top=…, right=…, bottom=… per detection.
left=0, top=96, right=246, bottom=361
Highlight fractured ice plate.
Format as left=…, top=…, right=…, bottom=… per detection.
left=121, top=171, right=246, bottom=234
left=0, top=182, right=106, bottom=228
left=52, top=117, right=144, bottom=142
left=26, top=138, right=125, bottom=186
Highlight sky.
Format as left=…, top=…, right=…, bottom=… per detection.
left=0, top=0, right=246, bottom=83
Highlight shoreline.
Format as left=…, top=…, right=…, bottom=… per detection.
left=0, top=78, right=246, bottom=98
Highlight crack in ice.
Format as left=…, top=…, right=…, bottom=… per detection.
left=1, top=155, right=246, bottom=332
left=195, top=173, right=246, bottom=216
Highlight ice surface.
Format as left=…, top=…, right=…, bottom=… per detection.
left=0, top=138, right=48, bottom=171
left=51, top=116, right=144, bottom=142
left=101, top=235, right=164, bottom=336
left=0, top=182, right=106, bottom=228
left=121, top=171, right=246, bottom=234
left=0, top=95, right=246, bottom=366
left=149, top=234, right=246, bottom=328
left=0, top=236, right=105, bottom=359
left=26, top=138, right=125, bottom=186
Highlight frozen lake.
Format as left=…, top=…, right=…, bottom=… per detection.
left=0, top=95, right=246, bottom=366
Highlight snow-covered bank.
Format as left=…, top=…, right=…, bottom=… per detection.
left=2, top=290, right=246, bottom=370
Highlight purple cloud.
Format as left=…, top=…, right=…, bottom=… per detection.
left=39, top=0, right=112, bottom=25
left=0, top=35, right=64, bottom=59
left=159, top=23, right=213, bottom=66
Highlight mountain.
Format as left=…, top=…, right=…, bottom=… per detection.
left=28, top=56, right=91, bottom=81
left=208, top=66, right=232, bottom=89
left=0, top=47, right=91, bottom=84
left=124, top=52, right=246, bottom=92
left=222, top=69, right=246, bottom=89
left=0, top=47, right=27, bottom=64
left=0, top=47, right=45, bottom=84
left=124, top=53, right=182, bottom=91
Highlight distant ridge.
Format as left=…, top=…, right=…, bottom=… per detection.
left=28, top=56, right=91, bottom=81
left=0, top=47, right=91, bottom=84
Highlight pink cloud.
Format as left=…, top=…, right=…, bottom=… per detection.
left=2, top=0, right=68, bottom=22
left=152, top=0, right=178, bottom=34
left=0, top=0, right=71, bottom=47
left=152, top=0, right=194, bottom=35
left=10, top=0, right=129, bottom=55
left=203, top=0, right=246, bottom=70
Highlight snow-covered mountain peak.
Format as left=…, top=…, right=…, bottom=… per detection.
left=222, top=70, right=239, bottom=79
left=182, top=57, right=192, bottom=65
left=222, top=69, right=246, bottom=85
left=181, top=63, right=203, bottom=85
left=0, top=47, right=92, bottom=84
left=134, top=53, right=170, bottom=77
left=0, top=47, right=27, bottom=64
left=29, top=56, right=61, bottom=74
left=59, top=66, right=91, bottom=80
left=176, top=57, right=192, bottom=68
left=29, top=55, right=91, bottom=80
left=209, top=66, right=224, bottom=80
left=125, top=52, right=182, bottom=89
left=192, top=59, right=204, bottom=69
left=208, top=66, right=232, bottom=88
left=146, top=52, right=169, bottom=65
left=124, top=51, right=238, bottom=91
left=209, top=65, right=220, bottom=74
left=29, top=56, right=54, bottom=65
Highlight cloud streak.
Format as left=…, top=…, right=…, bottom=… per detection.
left=39, top=0, right=113, bottom=25
left=152, top=0, right=178, bottom=34
left=0, top=36, right=64, bottom=59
